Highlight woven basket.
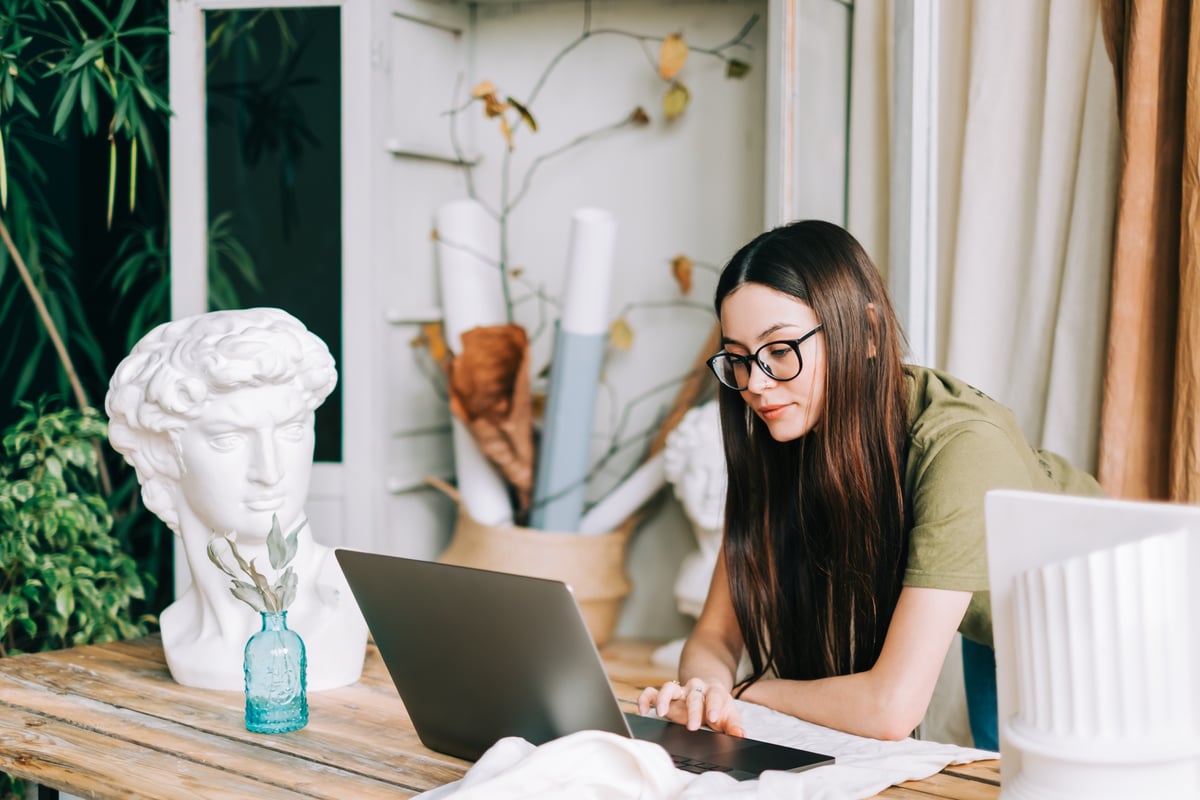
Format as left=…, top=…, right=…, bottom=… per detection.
left=430, top=479, right=633, bottom=646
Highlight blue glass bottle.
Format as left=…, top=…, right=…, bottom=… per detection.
left=244, top=610, right=308, bottom=733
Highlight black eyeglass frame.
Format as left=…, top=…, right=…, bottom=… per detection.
left=705, top=324, right=824, bottom=391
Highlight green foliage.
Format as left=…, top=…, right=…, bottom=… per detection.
left=0, top=1, right=172, bottom=405
left=0, top=400, right=150, bottom=657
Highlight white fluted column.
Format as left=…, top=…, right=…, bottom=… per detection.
left=1002, top=531, right=1200, bottom=799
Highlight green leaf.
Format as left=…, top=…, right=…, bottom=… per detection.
left=52, top=73, right=81, bottom=135
left=54, top=586, right=74, bottom=618
left=71, top=41, right=105, bottom=72
left=15, top=85, right=39, bottom=117
left=74, top=0, right=116, bottom=33
left=12, top=336, right=45, bottom=408
left=79, top=69, right=98, bottom=133
left=44, top=455, right=62, bottom=480
left=113, top=0, right=138, bottom=31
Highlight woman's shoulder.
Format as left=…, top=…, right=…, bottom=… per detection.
left=903, top=365, right=1021, bottom=447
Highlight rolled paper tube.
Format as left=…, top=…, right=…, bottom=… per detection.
left=577, top=452, right=666, bottom=534
left=529, top=327, right=607, bottom=532
left=435, top=199, right=513, bottom=525
left=435, top=199, right=507, bottom=347
left=559, top=208, right=617, bottom=336
left=528, top=208, right=617, bottom=531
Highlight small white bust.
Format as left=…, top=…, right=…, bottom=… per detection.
left=662, top=401, right=726, bottom=618
left=105, top=308, right=367, bottom=691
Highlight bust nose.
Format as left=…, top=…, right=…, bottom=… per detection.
left=247, top=432, right=283, bottom=486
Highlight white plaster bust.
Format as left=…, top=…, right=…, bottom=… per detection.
left=662, top=400, right=726, bottom=619
left=105, top=307, right=367, bottom=691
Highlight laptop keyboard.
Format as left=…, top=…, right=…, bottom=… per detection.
left=670, top=755, right=736, bottom=775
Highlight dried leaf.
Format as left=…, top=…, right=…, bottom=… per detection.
left=507, top=96, right=537, bottom=132
left=671, top=255, right=694, bottom=295
left=423, top=321, right=448, bottom=363
left=483, top=94, right=509, bottom=119
left=230, top=583, right=268, bottom=613
left=510, top=267, right=525, bottom=279
left=629, top=106, right=651, bottom=126
left=471, top=80, right=496, bottom=99
left=609, top=318, right=635, bottom=351
left=446, top=324, right=535, bottom=513
left=658, top=33, right=689, bottom=80
left=205, top=539, right=239, bottom=580
left=726, top=59, right=751, bottom=79
left=246, top=558, right=280, bottom=613
left=663, top=81, right=690, bottom=121
left=266, top=513, right=286, bottom=569
left=499, top=116, right=514, bottom=149
left=430, top=227, right=440, bottom=241
left=274, top=567, right=298, bottom=612
left=449, top=325, right=526, bottom=421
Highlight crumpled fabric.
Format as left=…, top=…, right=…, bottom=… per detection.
left=417, top=700, right=999, bottom=800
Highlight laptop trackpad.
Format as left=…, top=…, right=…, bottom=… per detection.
left=624, top=713, right=833, bottom=775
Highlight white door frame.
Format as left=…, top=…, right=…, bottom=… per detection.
left=766, top=0, right=941, bottom=364
left=888, top=0, right=940, bottom=367
left=167, top=0, right=377, bottom=591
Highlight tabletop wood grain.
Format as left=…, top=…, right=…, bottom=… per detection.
left=0, top=637, right=998, bottom=799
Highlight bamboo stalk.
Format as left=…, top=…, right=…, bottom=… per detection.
left=0, top=215, right=113, bottom=496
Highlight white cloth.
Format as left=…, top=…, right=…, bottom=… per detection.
left=419, top=700, right=998, bottom=800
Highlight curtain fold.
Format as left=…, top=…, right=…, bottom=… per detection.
left=1097, top=0, right=1195, bottom=501
left=941, top=2, right=1118, bottom=474
left=1170, top=7, right=1200, bottom=501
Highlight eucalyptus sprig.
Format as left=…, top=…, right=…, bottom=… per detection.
left=206, top=514, right=304, bottom=614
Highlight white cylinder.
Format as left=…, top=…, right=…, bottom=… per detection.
left=559, top=208, right=617, bottom=336
left=435, top=199, right=507, bottom=348
left=434, top=199, right=513, bottom=525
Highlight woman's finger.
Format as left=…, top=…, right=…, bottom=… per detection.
left=637, top=686, right=657, bottom=715
left=684, top=681, right=707, bottom=730
left=654, top=679, right=681, bottom=716
left=706, top=691, right=746, bottom=737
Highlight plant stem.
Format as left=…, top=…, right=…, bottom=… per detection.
left=0, top=214, right=113, bottom=496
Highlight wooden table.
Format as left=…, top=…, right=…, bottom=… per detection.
left=0, top=637, right=999, bottom=799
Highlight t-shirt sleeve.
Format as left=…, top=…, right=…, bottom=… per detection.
left=904, top=423, right=1035, bottom=592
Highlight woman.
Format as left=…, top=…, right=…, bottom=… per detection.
left=637, top=220, right=1101, bottom=747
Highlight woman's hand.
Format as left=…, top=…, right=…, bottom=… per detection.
left=637, top=678, right=746, bottom=737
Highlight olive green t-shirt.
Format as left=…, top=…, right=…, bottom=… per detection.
left=901, top=366, right=1103, bottom=646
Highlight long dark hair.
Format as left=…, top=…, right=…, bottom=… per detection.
left=714, top=220, right=910, bottom=690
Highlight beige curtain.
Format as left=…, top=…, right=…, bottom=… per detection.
left=1097, top=0, right=1199, bottom=501
left=939, top=2, right=1119, bottom=474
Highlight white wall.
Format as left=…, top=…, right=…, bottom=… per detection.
left=374, top=0, right=768, bottom=640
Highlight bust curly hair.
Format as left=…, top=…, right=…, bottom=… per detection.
left=105, top=307, right=336, bottom=532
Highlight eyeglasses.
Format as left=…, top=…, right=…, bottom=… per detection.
left=706, top=325, right=824, bottom=391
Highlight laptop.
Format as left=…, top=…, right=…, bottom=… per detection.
left=334, top=549, right=834, bottom=780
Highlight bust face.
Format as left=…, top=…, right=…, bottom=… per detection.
left=674, top=456, right=726, bottom=533
left=174, top=382, right=315, bottom=542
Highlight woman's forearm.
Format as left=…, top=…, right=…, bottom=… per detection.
left=738, top=672, right=921, bottom=741
left=678, top=629, right=740, bottom=690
